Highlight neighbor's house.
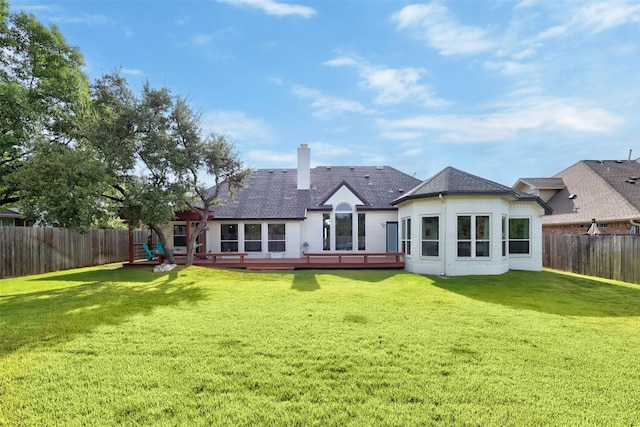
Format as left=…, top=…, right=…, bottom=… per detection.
left=513, top=159, right=640, bottom=235
left=166, top=145, right=548, bottom=276
left=0, top=208, right=34, bottom=227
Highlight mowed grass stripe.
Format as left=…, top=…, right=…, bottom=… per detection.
left=1, top=267, right=640, bottom=426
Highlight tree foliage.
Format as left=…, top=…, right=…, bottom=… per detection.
left=2, top=1, right=249, bottom=264
left=0, top=0, right=90, bottom=206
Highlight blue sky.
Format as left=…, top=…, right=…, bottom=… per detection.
left=11, top=0, right=640, bottom=186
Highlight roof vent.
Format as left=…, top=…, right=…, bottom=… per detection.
left=269, top=170, right=274, bottom=173
left=350, top=166, right=355, bottom=170
left=597, top=160, right=604, bottom=164
left=398, top=189, right=404, bottom=193
left=376, top=166, right=384, bottom=170
left=568, top=194, right=577, bottom=199
left=326, top=166, right=332, bottom=170
left=615, top=160, right=623, bottom=163
left=283, top=170, right=288, bottom=173
left=364, top=174, right=370, bottom=179
left=626, top=179, right=637, bottom=184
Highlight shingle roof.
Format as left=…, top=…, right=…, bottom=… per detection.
left=540, top=160, right=640, bottom=224
left=209, top=166, right=422, bottom=220
left=514, top=178, right=565, bottom=190
left=392, top=167, right=550, bottom=212
left=0, top=208, right=22, bottom=218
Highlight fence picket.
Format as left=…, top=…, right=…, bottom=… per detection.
left=543, top=234, right=640, bottom=284
left=0, top=227, right=147, bottom=279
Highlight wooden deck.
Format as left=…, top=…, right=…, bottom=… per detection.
left=123, top=252, right=405, bottom=270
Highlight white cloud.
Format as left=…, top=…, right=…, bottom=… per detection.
left=49, top=13, right=115, bottom=27
left=202, top=110, right=273, bottom=143
left=309, top=142, right=353, bottom=157
left=402, top=148, right=423, bottom=157
left=175, top=15, right=189, bottom=26
left=325, top=55, right=448, bottom=107
left=391, top=3, right=495, bottom=56
left=381, top=131, right=424, bottom=140
left=579, top=1, right=640, bottom=33
left=530, top=1, right=640, bottom=44
left=121, top=68, right=144, bottom=76
left=483, top=59, right=538, bottom=76
left=246, top=150, right=296, bottom=165
left=291, top=85, right=375, bottom=118
left=217, top=0, right=316, bottom=18
left=378, top=97, right=624, bottom=143
left=192, top=33, right=217, bottom=46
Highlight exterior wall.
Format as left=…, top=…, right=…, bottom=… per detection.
left=537, top=189, right=558, bottom=203
left=301, top=210, right=397, bottom=253
left=207, top=220, right=302, bottom=258
left=399, top=196, right=543, bottom=276
left=324, top=185, right=365, bottom=206
left=543, top=221, right=633, bottom=235
left=508, top=202, right=544, bottom=272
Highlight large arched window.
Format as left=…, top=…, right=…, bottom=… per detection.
left=335, top=203, right=353, bottom=251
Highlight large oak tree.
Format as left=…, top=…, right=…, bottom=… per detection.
left=0, top=0, right=90, bottom=207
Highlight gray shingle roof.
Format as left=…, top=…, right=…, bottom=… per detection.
left=392, top=167, right=549, bottom=212
left=210, top=166, right=422, bottom=220
left=514, top=178, right=565, bottom=190
left=539, top=160, right=640, bottom=224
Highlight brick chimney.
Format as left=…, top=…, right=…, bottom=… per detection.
left=297, top=144, right=311, bottom=190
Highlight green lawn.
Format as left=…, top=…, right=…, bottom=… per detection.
left=1, top=266, right=640, bottom=426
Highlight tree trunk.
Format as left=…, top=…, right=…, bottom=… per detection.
left=185, top=208, right=209, bottom=266
left=149, top=223, right=176, bottom=264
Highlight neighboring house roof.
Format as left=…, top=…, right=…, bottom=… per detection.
left=0, top=208, right=22, bottom=219
left=210, top=166, right=422, bottom=220
left=515, top=159, right=640, bottom=225
left=392, top=166, right=551, bottom=212
left=513, top=178, right=566, bottom=191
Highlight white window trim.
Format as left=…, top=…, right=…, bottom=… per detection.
left=401, top=217, right=411, bottom=257
left=420, top=215, right=440, bottom=258
left=456, top=214, right=492, bottom=259
left=508, top=216, right=532, bottom=258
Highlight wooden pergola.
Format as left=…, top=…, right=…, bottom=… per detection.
left=126, top=208, right=214, bottom=263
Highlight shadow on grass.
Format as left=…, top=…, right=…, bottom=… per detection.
left=431, top=270, right=640, bottom=317
left=291, top=271, right=321, bottom=291
left=289, top=269, right=406, bottom=292
left=0, top=269, right=206, bottom=356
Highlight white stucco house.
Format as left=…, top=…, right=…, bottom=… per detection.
left=166, top=144, right=549, bottom=276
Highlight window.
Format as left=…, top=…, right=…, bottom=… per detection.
left=335, top=203, right=352, bottom=251
left=421, top=216, right=439, bottom=257
left=457, top=215, right=490, bottom=258
left=401, top=217, right=411, bottom=255
left=476, top=216, right=490, bottom=257
left=509, top=218, right=530, bottom=254
left=358, top=213, right=366, bottom=251
left=502, top=216, right=507, bottom=257
left=173, top=225, right=187, bottom=247
left=323, top=214, right=330, bottom=251
left=221, top=224, right=238, bottom=252
left=268, top=224, right=286, bottom=252
left=244, top=224, right=262, bottom=252
left=457, top=216, right=471, bottom=257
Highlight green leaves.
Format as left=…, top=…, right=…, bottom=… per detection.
left=0, top=1, right=90, bottom=206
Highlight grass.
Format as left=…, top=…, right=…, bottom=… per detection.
left=1, top=266, right=640, bottom=426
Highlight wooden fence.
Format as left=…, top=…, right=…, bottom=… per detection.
left=0, top=227, right=147, bottom=279
left=544, top=234, right=640, bottom=284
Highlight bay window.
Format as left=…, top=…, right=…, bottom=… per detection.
left=509, top=218, right=531, bottom=254
left=457, top=215, right=490, bottom=258
left=421, top=216, right=439, bottom=257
